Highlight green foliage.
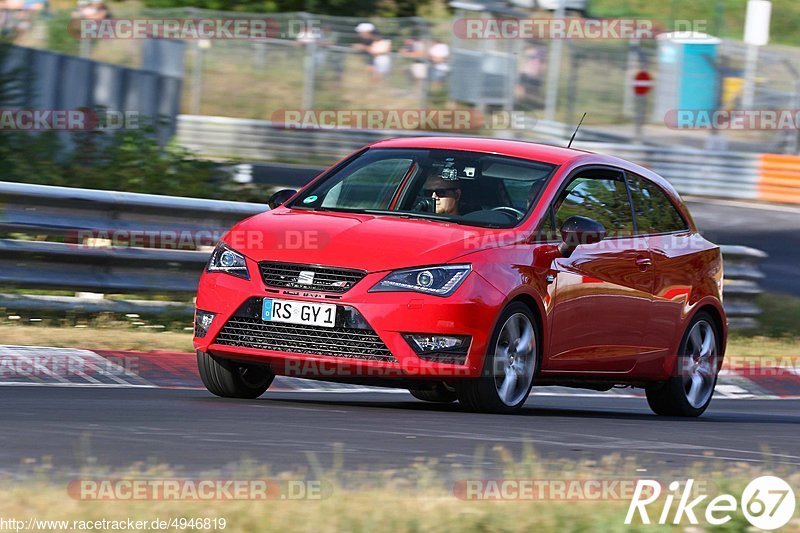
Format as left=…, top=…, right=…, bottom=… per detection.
left=752, top=292, right=800, bottom=339
left=46, top=10, right=80, bottom=56
left=0, top=43, right=273, bottom=203
left=0, top=126, right=275, bottom=201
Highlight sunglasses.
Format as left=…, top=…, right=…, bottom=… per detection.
left=424, top=187, right=459, bottom=198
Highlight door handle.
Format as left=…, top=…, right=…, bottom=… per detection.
left=635, top=257, right=652, bottom=270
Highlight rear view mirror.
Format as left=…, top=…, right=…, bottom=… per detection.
left=558, top=215, right=606, bottom=258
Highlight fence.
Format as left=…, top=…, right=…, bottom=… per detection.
left=1, top=44, right=183, bottom=143
left=175, top=114, right=800, bottom=204
left=0, top=180, right=766, bottom=328
left=14, top=7, right=800, bottom=150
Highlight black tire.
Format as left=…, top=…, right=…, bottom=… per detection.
left=197, top=350, right=274, bottom=399
left=409, top=383, right=458, bottom=403
left=646, top=311, right=721, bottom=417
left=455, top=302, right=540, bottom=414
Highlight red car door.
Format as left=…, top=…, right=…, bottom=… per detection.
left=625, top=172, right=696, bottom=358
left=543, top=169, right=654, bottom=372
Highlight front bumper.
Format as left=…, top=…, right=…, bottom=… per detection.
left=194, top=257, right=506, bottom=380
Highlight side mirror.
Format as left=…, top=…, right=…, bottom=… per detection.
left=268, top=189, right=297, bottom=210
left=558, top=215, right=606, bottom=258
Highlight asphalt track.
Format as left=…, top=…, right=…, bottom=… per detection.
left=2, top=386, right=799, bottom=478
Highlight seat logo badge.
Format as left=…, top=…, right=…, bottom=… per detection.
left=297, top=271, right=315, bottom=285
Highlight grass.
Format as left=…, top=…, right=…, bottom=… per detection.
left=751, top=292, right=800, bottom=339
left=1, top=453, right=798, bottom=532
left=0, top=323, right=195, bottom=352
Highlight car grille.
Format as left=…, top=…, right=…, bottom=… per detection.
left=258, top=262, right=366, bottom=293
left=215, top=316, right=397, bottom=362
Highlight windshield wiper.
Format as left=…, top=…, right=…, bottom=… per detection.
left=303, top=206, right=448, bottom=220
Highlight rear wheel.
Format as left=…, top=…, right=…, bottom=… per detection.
left=455, top=303, right=539, bottom=414
left=646, top=312, right=720, bottom=417
left=197, top=350, right=274, bottom=399
left=409, top=383, right=458, bottom=403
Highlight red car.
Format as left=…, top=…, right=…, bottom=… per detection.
left=194, top=137, right=726, bottom=416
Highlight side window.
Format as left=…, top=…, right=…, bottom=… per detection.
left=626, top=174, right=689, bottom=234
left=553, top=171, right=634, bottom=238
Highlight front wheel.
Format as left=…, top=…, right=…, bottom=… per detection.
left=646, top=312, right=721, bottom=417
left=197, top=351, right=274, bottom=399
left=455, top=303, right=539, bottom=414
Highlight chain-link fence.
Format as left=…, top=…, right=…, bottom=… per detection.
left=7, top=6, right=800, bottom=152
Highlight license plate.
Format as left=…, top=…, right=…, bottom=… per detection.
left=262, top=298, right=336, bottom=328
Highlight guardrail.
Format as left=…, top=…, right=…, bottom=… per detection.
left=0, top=181, right=267, bottom=316
left=177, top=115, right=800, bottom=205
left=0, top=181, right=766, bottom=328
left=719, top=246, right=769, bottom=330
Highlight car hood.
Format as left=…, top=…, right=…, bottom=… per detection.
left=226, top=209, right=517, bottom=272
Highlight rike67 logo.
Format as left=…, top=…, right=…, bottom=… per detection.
left=625, top=476, right=796, bottom=530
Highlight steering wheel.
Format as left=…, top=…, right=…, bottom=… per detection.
left=491, top=206, right=526, bottom=220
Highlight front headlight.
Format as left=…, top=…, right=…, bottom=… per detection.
left=206, top=244, right=250, bottom=280
left=369, top=264, right=471, bottom=297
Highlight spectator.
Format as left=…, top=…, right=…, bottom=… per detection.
left=353, top=22, right=376, bottom=61
left=0, top=1, right=14, bottom=39
left=400, top=37, right=427, bottom=83
left=516, top=44, right=544, bottom=107
left=72, top=0, right=109, bottom=21
left=369, top=32, right=392, bottom=80
left=1, top=0, right=47, bottom=41
left=428, top=38, right=449, bottom=84
left=354, top=22, right=392, bottom=81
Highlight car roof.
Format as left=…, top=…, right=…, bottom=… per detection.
left=369, top=137, right=591, bottom=165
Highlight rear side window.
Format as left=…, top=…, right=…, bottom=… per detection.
left=626, top=174, right=689, bottom=235
left=553, top=171, right=635, bottom=238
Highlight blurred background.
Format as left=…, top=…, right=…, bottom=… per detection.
left=0, top=0, right=799, bottom=338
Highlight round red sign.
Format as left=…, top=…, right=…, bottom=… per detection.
left=633, top=71, right=653, bottom=96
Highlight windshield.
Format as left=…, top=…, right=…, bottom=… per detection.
left=288, top=148, right=557, bottom=228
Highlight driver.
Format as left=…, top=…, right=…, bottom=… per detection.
left=422, top=172, right=462, bottom=216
